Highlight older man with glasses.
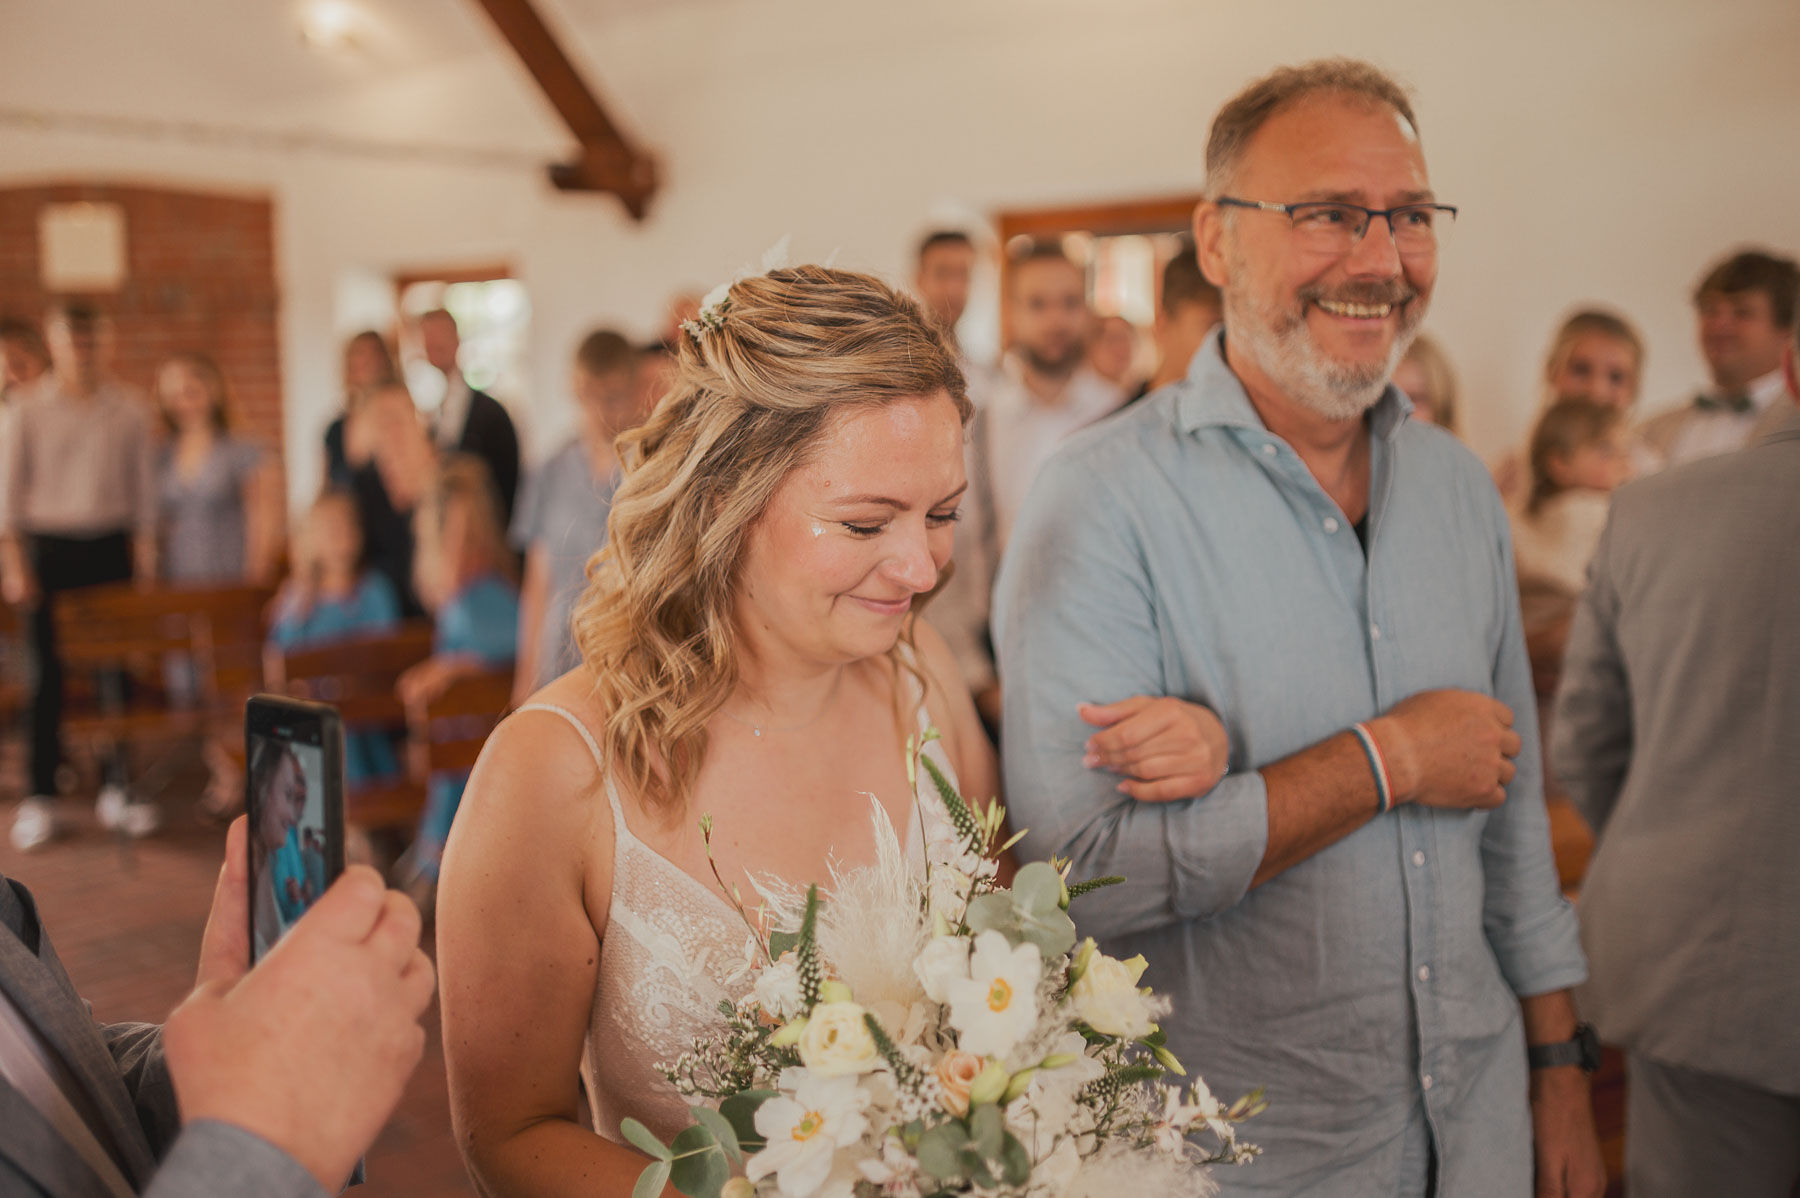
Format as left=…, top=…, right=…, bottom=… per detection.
left=996, top=59, right=1603, bottom=1197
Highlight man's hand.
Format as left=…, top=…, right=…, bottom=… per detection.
left=165, top=819, right=436, bottom=1192
left=1530, top=1068, right=1607, bottom=1198
left=1368, top=689, right=1521, bottom=810
left=1079, top=696, right=1229, bottom=802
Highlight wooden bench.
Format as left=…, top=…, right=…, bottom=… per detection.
left=406, top=667, right=514, bottom=781
left=263, top=624, right=434, bottom=831
left=49, top=583, right=276, bottom=795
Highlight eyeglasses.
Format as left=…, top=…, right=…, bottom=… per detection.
left=1215, top=197, right=1457, bottom=257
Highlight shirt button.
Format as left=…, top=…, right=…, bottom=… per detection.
left=1412, top=850, right=1426, bottom=867
left=1418, top=965, right=1431, bottom=982
left=1261, top=443, right=1277, bottom=457
left=1370, top=623, right=1383, bottom=640
left=1421, top=1073, right=1434, bottom=1091
left=1323, top=516, right=1340, bottom=534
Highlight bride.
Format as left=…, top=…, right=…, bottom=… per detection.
left=437, top=265, right=1224, bottom=1196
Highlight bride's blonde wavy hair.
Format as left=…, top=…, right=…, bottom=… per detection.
left=572, top=264, right=972, bottom=814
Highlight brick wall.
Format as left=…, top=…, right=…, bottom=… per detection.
left=0, top=183, right=283, bottom=451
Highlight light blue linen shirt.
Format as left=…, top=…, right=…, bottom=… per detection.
left=993, top=331, right=1586, bottom=1196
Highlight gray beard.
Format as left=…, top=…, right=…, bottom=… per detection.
left=1221, top=272, right=1423, bottom=421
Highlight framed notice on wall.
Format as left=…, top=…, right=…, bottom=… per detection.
left=39, top=201, right=128, bottom=292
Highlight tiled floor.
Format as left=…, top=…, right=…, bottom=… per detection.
left=0, top=794, right=475, bottom=1198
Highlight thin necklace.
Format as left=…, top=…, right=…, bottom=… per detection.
left=718, top=672, right=844, bottom=739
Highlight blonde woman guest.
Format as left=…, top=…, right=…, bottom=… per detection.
left=323, top=330, right=400, bottom=489
left=1392, top=332, right=1460, bottom=436
left=437, top=266, right=1223, bottom=1196
left=156, top=353, right=284, bottom=585
left=1495, top=308, right=1647, bottom=504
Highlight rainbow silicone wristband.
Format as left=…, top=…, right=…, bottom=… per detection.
left=1351, top=721, right=1393, bottom=815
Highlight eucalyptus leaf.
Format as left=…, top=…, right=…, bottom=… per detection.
left=620, top=1118, right=673, bottom=1161
left=916, top=1122, right=970, bottom=1181
left=964, top=893, right=1019, bottom=939
left=1011, top=862, right=1065, bottom=913
left=719, top=1090, right=776, bottom=1151
left=632, top=1159, right=671, bottom=1198
left=1018, top=906, right=1078, bottom=957
left=767, top=929, right=800, bottom=959
left=999, top=1131, right=1032, bottom=1186
left=970, top=1103, right=1004, bottom=1160
left=690, top=1106, right=743, bottom=1165
left=669, top=1125, right=729, bottom=1196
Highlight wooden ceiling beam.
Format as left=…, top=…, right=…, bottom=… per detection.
left=470, top=0, right=658, bottom=218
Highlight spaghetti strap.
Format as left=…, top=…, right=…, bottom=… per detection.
left=514, top=702, right=606, bottom=766
left=513, top=702, right=626, bottom=827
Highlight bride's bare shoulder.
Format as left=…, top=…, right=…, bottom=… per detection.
left=462, top=670, right=612, bottom=838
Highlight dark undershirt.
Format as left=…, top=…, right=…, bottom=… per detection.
left=1354, top=515, right=1370, bottom=553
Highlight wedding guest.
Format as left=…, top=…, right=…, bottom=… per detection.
left=1495, top=308, right=1646, bottom=504
left=437, top=265, right=1000, bottom=1195
left=1638, top=249, right=1797, bottom=467
left=1554, top=352, right=1800, bottom=1197
left=345, top=382, right=437, bottom=616
left=934, top=243, right=1125, bottom=728
left=0, top=316, right=52, bottom=407
left=1128, top=241, right=1222, bottom=403
left=913, top=229, right=977, bottom=351
left=510, top=330, right=646, bottom=703
left=1392, top=331, right=1460, bottom=435
left=0, top=817, right=434, bottom=1196
left=155, top=352, right=283, bottom=585
left=1512, top=399, right=1631, bottom=596
left=417, top=308, right=520, bottom=524
left=997, top=60, right=1601, bottom=1196
left=323, top=329, right=400, bottom=489
left=1088, top=314, right=1142, bottom=392
left=394, top=455, right=519, bottom=900
left=268, top=490, right=403, bottom=784
left=1, top=302, right=160, bottom=851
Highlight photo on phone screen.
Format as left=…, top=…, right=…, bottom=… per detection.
left=246, top=697, right=345, bottom=964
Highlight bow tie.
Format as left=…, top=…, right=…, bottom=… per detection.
left=1695, top=391, right=1753, bottom=414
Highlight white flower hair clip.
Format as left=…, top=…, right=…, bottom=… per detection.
left=681, top=235, right=796, bottom=344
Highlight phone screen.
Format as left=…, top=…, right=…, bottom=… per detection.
left=246, top=697, right=345, bottom=964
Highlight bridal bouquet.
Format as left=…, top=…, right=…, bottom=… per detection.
left=626, top=732, right=1263, bottom=1198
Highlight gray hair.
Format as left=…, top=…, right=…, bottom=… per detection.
left=1205, top=58, right=1419, bottom=197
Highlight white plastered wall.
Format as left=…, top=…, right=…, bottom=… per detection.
left=1, top=0, right=1796, bottom=511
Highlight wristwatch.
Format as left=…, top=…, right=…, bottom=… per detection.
left=1526, top=1022, right=1600, bottom=1073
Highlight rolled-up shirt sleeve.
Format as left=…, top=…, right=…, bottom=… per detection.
left=994, top=451, right=1267, bottom=939
left=1477, top=497, right=1587, bottom=998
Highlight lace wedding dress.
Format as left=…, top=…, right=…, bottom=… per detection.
left=515, top=687, right=959, bottom=1146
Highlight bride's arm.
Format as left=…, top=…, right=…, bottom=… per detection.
left=436, top=711, right=661, bottom=1197
left=910, top=617, right=1005, bottom=841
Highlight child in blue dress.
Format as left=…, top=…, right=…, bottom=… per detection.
left=267, top=489, right=403, bottom=782
left=395, top=455, right=518, bottom=899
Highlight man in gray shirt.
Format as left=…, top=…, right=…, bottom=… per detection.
left=1554, top=344, right=1800, bottom=1196
left=996, top=60, right=1601, bottom=1196
left=510, top=330, right=652, bottom=701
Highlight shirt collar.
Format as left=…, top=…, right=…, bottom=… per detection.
left=1174, top=326, right=1415, bottom=442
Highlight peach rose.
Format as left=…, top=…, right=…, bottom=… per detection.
left=936, top=1050, right=985, bottom=1116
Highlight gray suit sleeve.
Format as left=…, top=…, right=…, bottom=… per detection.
left=97, top=1024, right=326, bottom=1198
left=1552, top=512, right=1634, bottom=834
left=142, top=1121, right=326, bottom=1198
left=98, top=1022, right=181, bottom=1157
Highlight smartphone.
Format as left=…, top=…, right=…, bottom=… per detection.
left=244, top=694, right=347, bottom=965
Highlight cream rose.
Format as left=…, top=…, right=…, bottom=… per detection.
left=796, top=1001, right=881, bottom=1077
left=913, top=934, right=970, bottom=1004
left=1069, top=951, right=1155, bottom=1039
left=752, top=953, right=804, bottom=1020
left=935, top=1050, right=984, bottom=1116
